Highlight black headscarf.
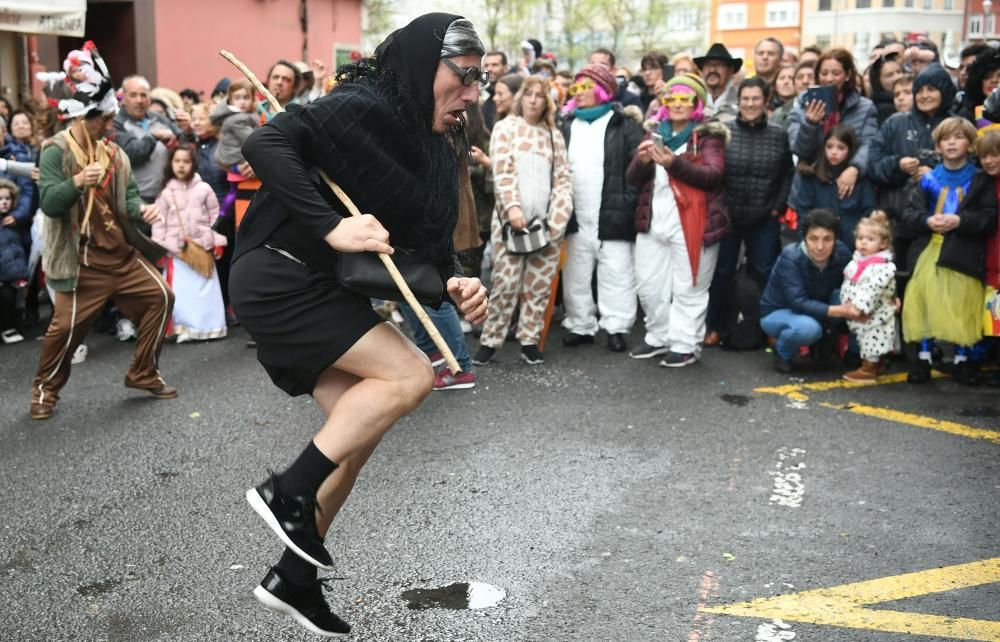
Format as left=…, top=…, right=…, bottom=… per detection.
left=308, top=13, right=468, bottom=264
left=373, top=12, right=461, bottom=127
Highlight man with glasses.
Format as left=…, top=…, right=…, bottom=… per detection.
left=231, top=13, right=489, bottom=637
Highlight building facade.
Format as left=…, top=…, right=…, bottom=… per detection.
left=801, top=0, right=964, bottom=61
left=2, top=0, right=362, bottom=107
left=710, top=0, right=803, bottom=65
left=964, top=0, right=998, bottom=41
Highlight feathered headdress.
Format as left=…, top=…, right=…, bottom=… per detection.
left=56, top=41, right=118, bottom=120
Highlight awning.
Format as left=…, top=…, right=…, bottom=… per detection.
left=0, top=0, right=86, bottom=38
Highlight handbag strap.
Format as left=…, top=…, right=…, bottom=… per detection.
left=497, top=125, right=557, bottom=229
left=167, top=189, right=191, bottom=239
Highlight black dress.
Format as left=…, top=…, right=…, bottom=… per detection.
left=229, top=44, right=464, bottom=396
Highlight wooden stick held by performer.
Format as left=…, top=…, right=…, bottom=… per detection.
left=220, top=48, right=463, bottom=375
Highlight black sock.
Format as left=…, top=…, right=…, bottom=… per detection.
left=278, top=440, right=338, bottom=499
left=276, top=547, right=318, bottom=587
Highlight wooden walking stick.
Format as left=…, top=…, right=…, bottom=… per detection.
left=539, top=240, right=567, bottom=352
left=79, top=127, right=97, bottom=233
left=219, top=49, right=463, bottom=373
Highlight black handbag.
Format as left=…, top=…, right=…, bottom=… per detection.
left=336, top=248, right=444, bottom=305
left=499, top=127, right=555, bottom=256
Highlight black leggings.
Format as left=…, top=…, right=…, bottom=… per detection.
left=0, top=283, right=21, bottom=331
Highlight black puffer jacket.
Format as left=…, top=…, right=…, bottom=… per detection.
left=723, top=115, right=793, bottom=228
left=561, top=104, right=645, bottom=241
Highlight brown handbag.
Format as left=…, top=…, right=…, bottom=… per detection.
left=168, top=190, right=215, bottom=278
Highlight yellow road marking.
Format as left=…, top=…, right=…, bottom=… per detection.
left=702, top=558, right=1000, bottom=640
left=821, top=402, right=1000, bottom=445
left=755, top=371, right=946, bottom=400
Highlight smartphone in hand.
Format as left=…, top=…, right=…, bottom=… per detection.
left=652, top=133, right=665, bottom=150
left=803, top=84, right=837, bottom=113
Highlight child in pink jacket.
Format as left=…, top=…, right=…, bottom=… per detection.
left=152, top=145, right=228, bottom=342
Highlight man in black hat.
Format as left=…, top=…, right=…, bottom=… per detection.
left=694, top=43, right=743, bottom=123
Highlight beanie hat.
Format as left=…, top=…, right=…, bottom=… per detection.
left=575, top=63, right=617, bottom=99
left=662, top=73, right=709, bottom=106
left=913, top=63, right=956, bottom=114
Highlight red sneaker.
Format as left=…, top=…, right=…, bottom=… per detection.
left=433, top=368, right=477, bottom=391
left=424, top=350, right=446, bottom=367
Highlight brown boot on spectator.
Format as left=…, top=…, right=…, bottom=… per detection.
left=844, top=360, right=879, bottom=383
left=704, top=331, right=721, bottom=347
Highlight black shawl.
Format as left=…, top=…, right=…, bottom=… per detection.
left=238, top=12, right=466, bottom=271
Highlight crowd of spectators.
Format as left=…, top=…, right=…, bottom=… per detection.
left=4, top=32, right=1000, bottom=397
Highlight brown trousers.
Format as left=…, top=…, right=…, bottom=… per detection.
left=32, top=254, right=175, bottom=407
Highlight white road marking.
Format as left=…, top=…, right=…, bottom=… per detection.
left=756, top=619, right=796, bottom=641
left=768, top=447, right=806, bottom=508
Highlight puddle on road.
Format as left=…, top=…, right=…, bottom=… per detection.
left=958, top=406, right=1000, bottom=418
left=720, top=394, right=751, bottom=407
left=401, top=582, right=506, bottom=610
left=77, top=578, right=120, bottom=597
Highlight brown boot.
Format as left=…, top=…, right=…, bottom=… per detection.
left=704, top=331, right=721, bottom=347
left=844, top=360, right=879, bottom=383
left=30, top=403, right=54, bottom=420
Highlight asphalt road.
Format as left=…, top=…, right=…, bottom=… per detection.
left=1, top=321, right=997, bottom=641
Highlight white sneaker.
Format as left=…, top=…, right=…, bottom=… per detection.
left=71, top=344, right=88, bottom=364
left=1, top=329, right=24, bottom=344
left=116, top=318, right=137, bottom=341
left=175, top=332, right=192, bottom=344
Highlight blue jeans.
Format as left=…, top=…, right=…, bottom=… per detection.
left=399, top=301, right=473, bottom=372
left=706, top=217, right=782, bottom=332
left=761, top=309, right=824, bottom=360
left=761, top=291, right=842, bottom=361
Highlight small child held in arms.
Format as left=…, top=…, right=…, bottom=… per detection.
left=152, top=145, right=228, bottom=343
left=0, top=179, right=29, bottom=344
left=841, top=211, right=897, bottom=382
left=791, top=123, right=876, bottom=242
left=209, top=79, right=259, bottom=218
left=901, top=116, right=998, bottom=385
left=893, top=74, right=915, bottom=114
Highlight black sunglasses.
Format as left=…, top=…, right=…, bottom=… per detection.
left=442, top=58, right=489, bottom=88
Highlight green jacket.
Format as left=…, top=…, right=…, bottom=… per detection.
left=39, top=133, right=166, bottom=292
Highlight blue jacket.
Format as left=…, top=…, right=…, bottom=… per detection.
left=760, top=240, right=852, bottom=320
left=786, top=91, right=878, bottom=173
left=0, top=225, right=28, bottom=283
left=790, top=171, right=875, bottom=234
left=0, top=135, right=37, bottom=247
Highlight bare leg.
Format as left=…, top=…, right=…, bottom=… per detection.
left=310, top=367, right=378, bottom=536
left=311, top=322, right=433, bottom=463
left=308, top=322, right=433, bottom=534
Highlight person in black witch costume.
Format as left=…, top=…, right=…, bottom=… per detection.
left=228, top=13, right=489, bottom=638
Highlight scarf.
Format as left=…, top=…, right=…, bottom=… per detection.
left=574, top=103, right=612, bottom=123
left=846, top=249, right=893, bottom=283
left=927, top=162, right=977, bottom=217
left=316, top=12, right=465, bottom=264
left=821, top=90, right=845, bottom=134
left=658, top=120, right=697, bottom=151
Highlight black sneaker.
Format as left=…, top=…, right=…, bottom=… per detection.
left=562, top=333, right=595, bottom=347
left=774, top=353, right=794, bottom=374
left=659, top=352, right=696, bottom=368
left=606, top=333, right=627, bottom=353
left=246, top=474, right=334, bottom=570
left=254, top=567, right=351, bottom=638
left=471, top=346, right=496, bottom=365
left=628, top=342, right=670, bottom=359
left=520, top=344, right=544, bottom=365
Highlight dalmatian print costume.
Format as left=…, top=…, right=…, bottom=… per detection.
left=841, top=249, right=897, bottom=360
left=479, top=115, right=573, bottom=348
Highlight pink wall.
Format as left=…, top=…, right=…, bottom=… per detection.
left=152, top=0, right=361, bottom=96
